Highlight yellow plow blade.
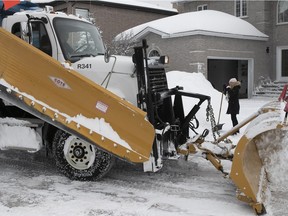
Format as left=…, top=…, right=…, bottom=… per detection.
left=230, top=101, right=288, bottom=215
left=0, top=28, right=155, bottom=163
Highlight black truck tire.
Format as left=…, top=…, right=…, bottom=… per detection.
left=52, top=130, right=114, bottom=181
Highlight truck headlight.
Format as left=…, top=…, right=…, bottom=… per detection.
left=159, top=55, right=169, bottom=64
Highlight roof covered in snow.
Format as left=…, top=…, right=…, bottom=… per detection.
left=117, top=10, right=268, bottom=41
left=32, top=0, right=178, bottom=13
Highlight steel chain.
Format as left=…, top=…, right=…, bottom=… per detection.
left=206, top=101, right=220, bottom=141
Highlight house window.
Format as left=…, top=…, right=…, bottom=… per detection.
left=235, top=0, right=247, bottom=17
left=278, top=0, right=288, bottom=23
left=277, top=46, right=288, bottom=80
left=75, top=8, right=89, bottom=19
left=281, top=49, right=288, bottom=77
left=149, top=49, right=160, bottom=58
left=197, top=4, right=208, bottom=11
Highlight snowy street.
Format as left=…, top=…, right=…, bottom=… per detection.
left=0, top=148, right=253, bottom=216
left=0, top=72, right=288, bottom=216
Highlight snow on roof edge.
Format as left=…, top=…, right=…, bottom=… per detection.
left=162, top=30, right=269, bottom=41
left=117, top=10, right=269, bottom=42
left=130, top=28, right=268, bottom=42
left=133, top=26, right=169, bottom=40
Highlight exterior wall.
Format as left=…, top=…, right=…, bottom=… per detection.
left=174, top=1, right=274, bottom=42
left=144, top=33, right=268, bottom=95
left=48, top=2, right=176, bottom=46
left=271, top=1, right=288, bottom=80
left=174, top=1, right=234, bottom=14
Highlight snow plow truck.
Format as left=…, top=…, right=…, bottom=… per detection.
left=0, top=3, right=288, bottom=215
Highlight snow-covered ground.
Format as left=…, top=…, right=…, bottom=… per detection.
left=0, top=71, right=287, bottom=216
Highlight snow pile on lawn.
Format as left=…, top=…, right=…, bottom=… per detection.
left=167, top=70, right=227, bottom=133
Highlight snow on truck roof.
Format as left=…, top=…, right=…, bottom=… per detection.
left=117, top=10, right=268, bottom=41
left=7, top=9, right=93, bottom=24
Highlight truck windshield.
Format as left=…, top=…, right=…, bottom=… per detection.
left=53, top=17, right=105, bottom=62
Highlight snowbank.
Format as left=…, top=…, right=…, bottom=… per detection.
left=167, top=71, right=227, bottom=133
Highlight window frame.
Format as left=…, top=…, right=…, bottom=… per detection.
left=235, top=0, right=248, bottom=18
left=197, top=4, right=208, bottom=11
left=148, top=49, right=161, bottom=58
left=277, top=0, right=288, bottom=24
left=75, top=8, right=89, bottom=20
left=12, top=21, right=53, bottom=56
left=276, top=46, right=288, bottom=81
left=53, top=17, right=105, bottom=62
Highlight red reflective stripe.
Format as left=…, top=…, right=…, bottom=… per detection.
left=3, top=0, right=20, bottom=10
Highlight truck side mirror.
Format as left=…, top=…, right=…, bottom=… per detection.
left=104, top=47, right=111, bottom=63
left=40, top=17, right=48, bottom=24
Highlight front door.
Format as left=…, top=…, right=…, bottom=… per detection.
left=277, top=46, right=288, bottom=81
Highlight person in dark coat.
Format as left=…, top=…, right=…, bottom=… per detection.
left=224, top=78, right=241, bottom=133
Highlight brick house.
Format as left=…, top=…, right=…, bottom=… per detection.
left=37, top=0, right=177, bottom=46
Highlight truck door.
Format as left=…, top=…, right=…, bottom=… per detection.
left=10, top=19, right=58, bottom=59
left=31, top=21, right=52, bottom=56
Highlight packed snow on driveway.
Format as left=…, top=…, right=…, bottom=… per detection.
left=0, top=71, right=288, bottom=216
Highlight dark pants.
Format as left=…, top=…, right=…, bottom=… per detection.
left=231, top=114, right=238, bottom=127
left=230, top=114, right=239, bottom=134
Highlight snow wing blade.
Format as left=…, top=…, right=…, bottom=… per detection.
left=230, top=101, right=288, bottom=214
left=0, top=28, right=155, bottom=163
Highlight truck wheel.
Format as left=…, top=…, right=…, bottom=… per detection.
left=53, top=130, right=114, bottom=181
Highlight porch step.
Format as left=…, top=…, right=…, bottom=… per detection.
left=253, top=81, right=287, bottom=98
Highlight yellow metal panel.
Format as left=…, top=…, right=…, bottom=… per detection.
left=0, top=27, right=155, bottom=163
left=230, top=101, right=287, bottom=214
left=230, top=135, right=262, bottom=203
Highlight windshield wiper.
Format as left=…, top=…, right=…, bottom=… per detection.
left=70, top=53, right=97, bottom=58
